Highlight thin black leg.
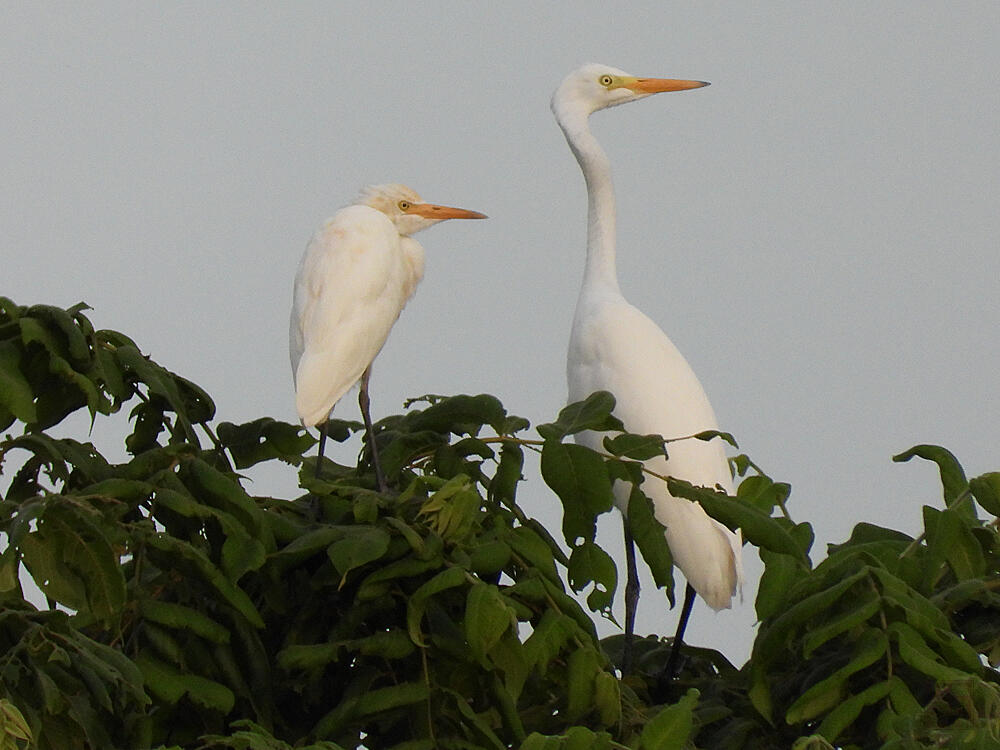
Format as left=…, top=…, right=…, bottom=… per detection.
left=315, top=420, right=328, bottom=479
left=358, top=367, right=388, bottom=492
left=664, top=582, right=697, bottom=680
left=622, top=520, right=640, bottom=676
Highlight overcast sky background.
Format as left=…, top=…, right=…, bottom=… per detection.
left=4, top=3, right=999, bottom=665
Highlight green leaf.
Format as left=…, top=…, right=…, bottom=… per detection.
left=419, top=475, right=482, bottom=542
left=0, top=295, right=21, bottom=321
left=736, top=474, right=790, bottom=515
left=541, top=441, right=614, bottom=544
left=4, top=433, right=111, bottom=486
left=126, top=400, right=167, bottom=453
left=969, top=472, right=1000, bottom=516
left=490, top=630, right=530, bottom=702
left=355, top=493, right=380, bottom=527
left=870, top=567, right=952, bottom=635
left=327, top=527, right=391, bottom=586
left=135, top=652, right=235, bottom=712
left=406, top=566, right=468, bottom=646
left=640, top=688, right=699, bottom=750
left=18, top=504, right=126, bottom=621
left=601, top=433, right=667, bottom=460
left=593, top=670, right=621, bottom=727
left=138, top=600, right=231, bottom=644
left=931, top=577, right=1000, bottom=612
left=221, top=533, right=268, bottom=585
left=184, top=457, right=263, bottom=535
left=381, top=516, right=427, bottom=558
left=568, top=541, right=617, bottom=616
left=151, top=489, right=265, bottom=584
left=0, top=339, right=37, bottom=423
left=93, top=343, right=130, bottom=403
left=889, top=621, right=972, bottom=682
left=564, top=727, right=612, bottom=750
left=143, top=533, right=264, bottom=628
left=351, top=629, right=415, bottom=660
left=689, top=429, right=739, bottom=448
left=0, top=699, right=32, bottom=743
left=815, top=679, right=892, bottom=742
left=401, top=393, right=509, bottom=435
left=355, top=681, right=429, bottom=716
left=786, top=630, right=887, bottom=723
left=523, top=611, right=577, bottom=673
left=835, top=522, right=914, bottom=548
left=754, top=567, right=870, bottom=665
left=0, top=545, right=19, bottom=593
left=539, top=576, right=600, bottom=642
left=115, top=344, right=206, bottom=443
left=886, top=675, right=921, bottom=715
left=143, top=621, right=185, bottom=665
left=536, top=392, right=623, bottom=441
left=373, top=429, right=446, bottom=479
left=489, top=441, right=524, bottom=508
left=924, top=506, right=986, bottom=581
left=270, top=526, right=346, bottom=570
left=626, top=485, right=675, bottom=597
left=216, top=417, right=316, bottom=469
left=465, top=583, right=514, bottom=661
left=756, top=547, right=808, bottom=622
left=565, top=647, right=600, bottom=722
left=25, top=304, right=91, bottom=366
left=893, top=444, right=969, bottom=506
left=801, top=588, right=882, bottom=658
left=357, top=556, right=441, bottom=601
left=277, top=642, right=341, bottom=671
left=519, top=734, right=561, bottom=750
left=442, top=686, right=507, bottom=750
left=669, top=478, right=808, bottom=562
left=502, top=527, right=558, bottom=585
left=469, top=539, right=511, bottom=577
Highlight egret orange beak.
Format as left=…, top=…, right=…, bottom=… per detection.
left=627, top=78, right=710, bottom=94
left=411, top=203, right=488, bottom=220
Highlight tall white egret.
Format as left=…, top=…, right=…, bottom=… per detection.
left=552, top=64, right=741, bottom=675
left=290, top=184, right=486, bottom=489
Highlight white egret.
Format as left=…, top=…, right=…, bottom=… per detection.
left=552, top=64, right=741, bottom=675
left=289, top=184, right=486, bottom=488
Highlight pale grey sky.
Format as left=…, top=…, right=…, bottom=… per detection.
left=4, top=3, right=999, bottom=664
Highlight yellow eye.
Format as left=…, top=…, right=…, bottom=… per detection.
left=398, top=200, right=411, bottom=211
left=599, top=74, right=614, bottom=87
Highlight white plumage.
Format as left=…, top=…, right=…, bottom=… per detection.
left=290, top=184, right=485, bottom=472
left=552, top=64, right=741, bottom=640
left=569, top=297, right=741, bottom=608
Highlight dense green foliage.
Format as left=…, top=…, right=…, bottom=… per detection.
left=1, top=298, right=999, bottom=749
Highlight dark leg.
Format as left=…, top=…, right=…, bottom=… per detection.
left=358, top=367, right=388, bottom=492
left=622, top=520, right=640, bottom=676
left=664, top=583, right=697, bottom=680
left=315, top=420, right=328, bottom=479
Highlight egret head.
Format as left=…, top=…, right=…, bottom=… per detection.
left=357, top=184, right=487, bottom=236
left=551, top=63, right=709, bottom=121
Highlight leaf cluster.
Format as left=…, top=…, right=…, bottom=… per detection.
left=725, top=446, right=1000, bottom=749
left=3, top=299, right=1000, bottom=750
left=0, top=300, right=644, bottom=748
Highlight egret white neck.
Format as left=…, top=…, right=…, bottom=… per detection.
left=553, top=103, right=621, bottom=298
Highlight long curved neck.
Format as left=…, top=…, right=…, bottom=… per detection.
left=557, top=108, right=621, bottom=297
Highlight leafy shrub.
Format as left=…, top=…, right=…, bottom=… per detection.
left=1, top=298, right=999, bottom=749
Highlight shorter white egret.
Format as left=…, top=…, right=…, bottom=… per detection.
left=289, top=184, right=486, bottom=488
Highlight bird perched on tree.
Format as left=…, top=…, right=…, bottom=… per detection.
left=289, top=184, right=486, bottom=489
left=551, top=63, right=741, bottom=675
